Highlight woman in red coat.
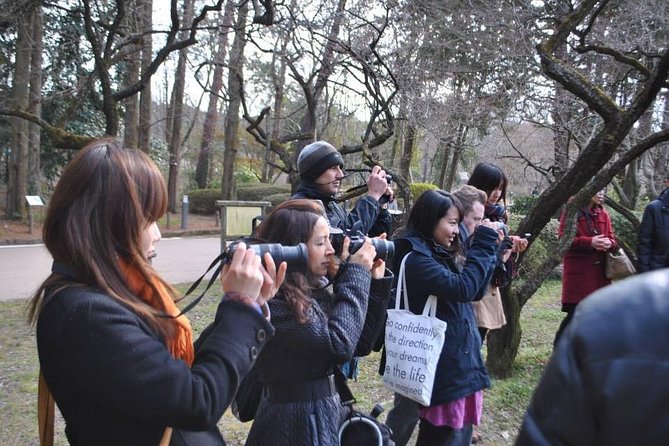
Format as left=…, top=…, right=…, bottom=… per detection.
left=554, top=189, right=618, bottom=345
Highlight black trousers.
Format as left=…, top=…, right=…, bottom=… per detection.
left=554, top=303, right=578, bottom=346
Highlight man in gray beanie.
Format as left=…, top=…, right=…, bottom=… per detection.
left=292, top=140, right=392, bottom=237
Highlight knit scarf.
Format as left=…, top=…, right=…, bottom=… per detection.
left=119, top=257, right=194, bottom=366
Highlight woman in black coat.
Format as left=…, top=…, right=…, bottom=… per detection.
left=29, top=138, right=285, bottom=445
left=244, top=199, right=393, bottom=446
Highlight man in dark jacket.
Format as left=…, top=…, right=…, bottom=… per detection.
left=516, top=265, right=669, bottom=446
left=292, top=140, right=392, bottom=237
left=637, top=173, right=669, bottom=272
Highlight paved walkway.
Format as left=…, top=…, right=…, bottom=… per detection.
left=0, top=236, right=222, bottom=301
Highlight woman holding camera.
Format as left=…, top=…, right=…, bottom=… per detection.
left=244, top=199, right=393, bottom=446
left=29, top=138, right=284, bottom=445
left=467, top=162, right=528, bottom=343
left=387, top=190, right=500, bottom=446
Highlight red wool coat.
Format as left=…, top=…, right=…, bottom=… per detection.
left=558, top=205, right=618, bottom=305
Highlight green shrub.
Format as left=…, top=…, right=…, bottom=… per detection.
left=266, top=193, right=291, bottom=207
left=510, top=195, right=539, bottom=215
left=609, top=210, right=641, bottom=255
left=188, top=189, right=222, bottom=214
left=410, top=182, right=438, bottom=202
left=237, top=183, right=291, bottom=201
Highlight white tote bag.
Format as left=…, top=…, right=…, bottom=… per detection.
left=382, top=253, right=447, bottom=406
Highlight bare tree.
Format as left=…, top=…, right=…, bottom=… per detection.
left=487, top=0, right=669, bottom=377
left=221, top=2, right=249, bottom=199
left=195, top=0, right=235, bottom=189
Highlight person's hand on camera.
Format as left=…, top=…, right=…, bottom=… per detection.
left=258, top=253, right=287, bottom=307
left=348, top=237, right=376, bottom=271
left=371, top=233, right=387, bottom=278
left=327, top=236, right=350, bottom=277
left=510, top=235, right=529, bottom=253
left=367, top=165, right=389, bottom=201
left=481, top=219, right=506, bottom=242
left=221, top=242, right=264, bottom=305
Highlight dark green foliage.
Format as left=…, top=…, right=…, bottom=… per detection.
left=188, top=189, right=223, bottom=214
left=609, top=210, right=640, bottom=255
left=510, top=195, right=539, bottom=215
left=265, top=193, right=291, bottom=207
left=236, top=183, right=291, bottom=201
left=508, top=215, right=560, bottom=280
left=410, top=182, right=438, bottom=202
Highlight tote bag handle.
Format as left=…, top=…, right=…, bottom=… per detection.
left=393, top=252, right=438, bottom=317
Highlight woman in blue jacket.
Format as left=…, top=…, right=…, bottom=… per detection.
left=391, top=189, right=500, bottom=446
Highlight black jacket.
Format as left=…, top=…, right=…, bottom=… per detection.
left=37, top=286, right=273, bottom=446
left=245, top=263, right=392, bottom=446
left=637, top=189, right=669, bottom=272
left=293, top=181, right=391, bottom=237
left=516, top=269, right=669, bottom=446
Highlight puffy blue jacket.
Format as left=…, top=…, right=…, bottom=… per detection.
left=391, top=227, right=498, bottom=406
left=517, top=269, right=669, bottom=445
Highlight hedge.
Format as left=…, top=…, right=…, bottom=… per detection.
left=410, top=182, right=438, bottom=202
left=237, top=183, right=291, bottom=201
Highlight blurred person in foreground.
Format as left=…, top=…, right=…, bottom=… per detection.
left=29, top=138, right=285, bottom=445
left=516, top=264, right=669, bottom=446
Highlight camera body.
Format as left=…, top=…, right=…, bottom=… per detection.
left=330, top=231, right=394, bottom=261
left=491, top=221, right=509, bottom=236
left=225, top=239, right=308, bottom=272
left=378, top=174, right=393, bottom=205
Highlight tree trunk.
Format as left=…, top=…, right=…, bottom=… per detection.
left=7, top=9, right=31, bottom=218
left=436, top=137, right=450, bottom=189
left=167, top=0, right=194, bottom=211
left=221, top=2, right=248, bottom=200
left=27, top=5, right=43, bottom=196
left=399, top=123, right=416, bottom=183
left=138, top=0, right=153, bottom=153
left=196, top=0, right=234, bottom=189
left=122, top=0, right=140, bottom=149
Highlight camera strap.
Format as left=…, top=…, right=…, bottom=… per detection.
left=168, top=252, right=227, bottom=318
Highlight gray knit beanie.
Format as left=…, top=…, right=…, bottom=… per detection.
left=297, top=141, right=344, bottom=182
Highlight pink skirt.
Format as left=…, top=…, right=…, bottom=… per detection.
left=418, top=391, right=483, bottom=429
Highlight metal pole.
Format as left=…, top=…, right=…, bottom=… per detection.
left=181, top=195, right=189, bottom=229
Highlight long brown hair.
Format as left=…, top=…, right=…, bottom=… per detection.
left=28, top=138, right=177, bottom=338
left=253, top=199, right=327, bottom=323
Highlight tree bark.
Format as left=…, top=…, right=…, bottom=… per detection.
left=195, top=0, right=234, bottom=189
left=138, top=0, right=153, bottom=153
left=7, top=8, right=31, bottom=218
left=221, top=2, right=248, bottom=200
left=167, top=0, right=195, bottom=211
left=27, top=5, right=43, bottom=196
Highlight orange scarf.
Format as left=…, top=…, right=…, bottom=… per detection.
left=120, top=258, right=194, bottom=366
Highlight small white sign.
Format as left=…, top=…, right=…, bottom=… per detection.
left=25, top=195, right=44, bottom=206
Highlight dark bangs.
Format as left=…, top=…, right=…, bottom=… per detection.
left=407, top=189, right=462, bottom=239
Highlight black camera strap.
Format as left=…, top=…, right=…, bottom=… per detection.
left=169, top=252, right=226, bottom=318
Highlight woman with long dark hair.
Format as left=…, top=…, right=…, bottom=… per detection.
left=467, top=162, right=528, bottom=342
left=29, top=138, right=284, bottom=445
left=386, top=189, right=500, bottom=446
left=244, top=199, right=392, bottom=446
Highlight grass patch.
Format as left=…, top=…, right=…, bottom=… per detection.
left=0, top=280, right=562, bottom=445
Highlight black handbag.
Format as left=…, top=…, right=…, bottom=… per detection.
left=231, top=366, right=263, bottom=422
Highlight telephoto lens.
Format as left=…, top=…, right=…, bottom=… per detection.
left=226, top=241, right=308, bottom=272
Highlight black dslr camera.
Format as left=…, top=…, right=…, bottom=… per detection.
left=225, top=239, right=308, bottom=272
left=330, top=224, right=394, bottom=261
left=378, top=174, right=393, bottom=205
